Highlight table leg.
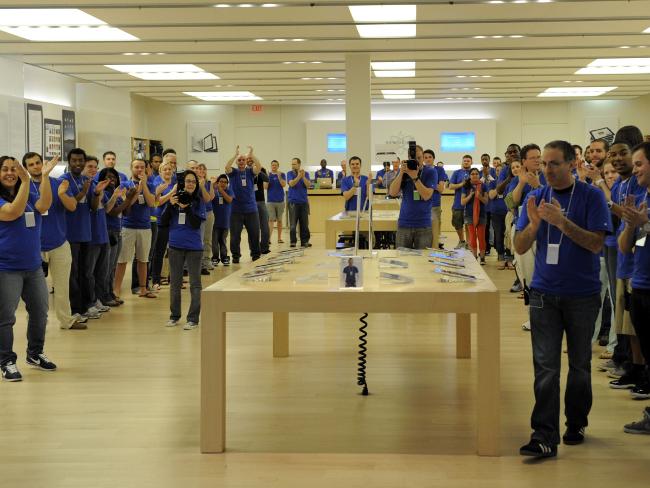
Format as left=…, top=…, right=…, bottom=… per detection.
left=201, top=300, right=226, bottom=453
left=273, top=312, right=289, bottom=357
left=455, top=313, right=471, bottom=359
left=476, top=303, right=500, bottom=456
left=325, top=221, right=336, bottom=249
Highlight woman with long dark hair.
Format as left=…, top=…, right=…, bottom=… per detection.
left=461, top=168, right=489, bottom=264
left=165, top=170, right=206, bottom=330
left=0, top=155, right=57, bottom=381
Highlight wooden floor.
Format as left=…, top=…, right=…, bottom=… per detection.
left=4, top=233, right=649, bottom=487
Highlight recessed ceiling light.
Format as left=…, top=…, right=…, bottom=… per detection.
left=297, top=61, right=307, bottom=64
left=327, top=77, right=337, bottom=80
left=373, top=70, right=415, bottom=78
left=316, top=89, right=323, bottom=92
left=238, top=3, right=254, bottom=7
left=273, top=38, right=287, bottom=42
left=487, top=1, right=505, bottom=3
left=140, top=53, right=151, bottom=56
left=473, top=36, right=487, bottom=39
left=356, top=24, right=416, bottom=38
left=470, top=75, right=479, bottom=78
left=123, top=53, right=135, bottom=56
left=479, top=59, right=489, bottom=62
left=382, top=89, right=415, bottom=100
left=513, top=0, right=528, bottom=3
left=644, top=27, right=650, bottom=33
left=349, top=5, right=417, bottom=38
left=106, top=64, right=218, bottom=80
left=456, top=75, right=467, bottom=78
left=371, top=61, right=416, bottom=70
left=474, top=88, right=481, bottom=90
left=214, top=3, right=231, bottom=7
left=538, top=87, right=617, bottom=97
left=301, top=77, right=312, bottom=80
left=1, top=25, right=137, bottom=42
left=254, top=38, right=268, bottom=42
left=493, top=58, right=505, bottom=61
left=461, top=59, right=474, bottom=62
left=311, top=61, right=322, bottom=64
left=282, top=61, right=292, bottom=64
left=491, top=35, right=503, bottom=39
left=156, top=53, right=165, bottom=55
left=619, top=46, right=631, bottom=49
left=184, top=91, right=261, bottom=101
left=315, top=77, right=323, bottom=80
left=262, top=3, right=280, bottom=6
left=576, top=58, right=650, bottom=75
left=510, top=35, right=524, bottom=38
left=481, top=75, right=492, bottom=78
left=291, top=38, right=305, bottom=42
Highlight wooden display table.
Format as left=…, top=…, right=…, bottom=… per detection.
left=372, top=197, right=401, bottom=210
left=324, top=210, right=400, bottom=249
left=201, top=250, right=500, bottom=456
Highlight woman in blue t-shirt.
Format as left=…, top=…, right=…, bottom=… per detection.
left=151, top=160, right=176, bottom=290
left=0, top=155, right=58, bottom=382
left=461, top=168, right=489, bottom=264
left=164, top=170, right=206, bottom=330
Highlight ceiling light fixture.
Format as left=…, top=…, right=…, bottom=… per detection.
left=349, top=5, right=417, bottom=38
left=184, top=91, right=261, bottom=101
left=576, top=58, right=650, bottom=75
left=371, top=61, right=416, bottom=70
left=105, top=64, right=218, bottom=80
left=538, top=86, right=617, bottom=97
left=373, top=70, right=415, bottom=78
left=382, top=89, right=415, bottom=100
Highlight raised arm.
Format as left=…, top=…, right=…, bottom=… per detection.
left=225, top=146, right=239, bottom=175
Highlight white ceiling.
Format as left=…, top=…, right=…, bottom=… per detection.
left=2, top=0, right=650, bottom=104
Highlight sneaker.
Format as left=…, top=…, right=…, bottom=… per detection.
left=201, top=268, right=210, bottom=275
left=222, top=258, right=230, bottom=267
left=206, top=263, right=215, bottom=270
left=624, top=408, right=650, bottom=434
left=521, top=321, right=531, bottom=331
left=104, top=299, right=121, bottom=307
left=519, top=440, right=557, bottom=458
left=166, top=319, right=179, bottom=327
left=598, top=359, right=617, bottom=372
left=562, top=426, right=585, bottom=445
left=252, top=256, right=260, bottom=262
left=631, top=382, right=650, bottom=400
left=1, top=362, right=22, bottom=382
left=438, top=243, right=445, bottom=250
left=261, top=249, right=272, bottom=255
left=606, top=365, right=627, bottom=378
left=510, top=281, right=523, bottom=293
left=69, top=321, right=88, bottom=330
left=211, top=258, right=220, bottom=266
left=454, top=241, right=465, bottom=250
left=82, top=309, right=101, bottom=320
left=290, top=243, right=297, bottom=248
left=480, top=257, right=486, bottom=265
left=301, top=242, right=312, bottom=248
left=232, top=257, right=240, bottom=264
left=184, top=321, right=199, bottom=330
left=26, top=353, right=57, bottom=371
left=609, top=373, right=637, bottom=389
left=94, top=301, right=110, bottom=313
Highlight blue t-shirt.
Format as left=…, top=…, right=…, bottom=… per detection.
left=375, top=169, right=387, bottom=188
left=480, top=173, right=496, bottom=212
left=398, top=166, right=439, bottom=228
left=90, top=193, right=109, bottom=245
left=315, top=168, right=334, bottom=180
left=488, top=179, right=507, bottom=215
left=60, top=172, right=93, bottom=243
left=462, top=184, right=487, bottom=221
left=168, top=201, right=206, bottom=251
left=213, top=186, right=234, bottom=229
left=341, top=175, right=369, bottom=211
left=267, top=172, right=286, bottom=203
left=631, top=192, right=650, bottom=290
left=34, top=178, right=68, bottom=252
left=229, top=167, right=257, bottom=214
left=432, top=166, right=448, bottom=208
left=450, top=169, right=471, bottom=210
left=203, top=181, right=213, bottom=213
left=122, top=179, right=156, bottom=229
left=516, top=180, right=612, bottom=296
left=287, top=170, right=310, bottom=204
left=0, top=191, right=42, bottom=272
left=154, top=181, right=175, bottom=220
left=607, top=176, right=645, bottom=247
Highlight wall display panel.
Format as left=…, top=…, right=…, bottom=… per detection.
left=26, top=103, right=43, bottom=155
left=62, top=109, right=76, bottom=162
left=44, top=118, right=62, bottom=159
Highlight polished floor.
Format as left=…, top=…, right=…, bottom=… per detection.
left=3, top=233, right=649, bottom=487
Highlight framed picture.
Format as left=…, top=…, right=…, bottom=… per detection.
left=44, top=119, right=62, bottom=159
left=26, top=103, right=43, bottom=155
left=340, top=256, right=363, bottom=289
left=62, top=109, right=76, bottom=162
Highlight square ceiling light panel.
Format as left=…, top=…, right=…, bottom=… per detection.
left=372, top=61, right=416, bottom=78
left=105, top=64, right=218, bottom=80
left=381, top=89, right=415, bottom=99
left=538, top=87, right=617, bottom=97
left=349, top=5, right=416, bottom=38
left=184, top=91, right=262, bottom=101
left=0, top=9, right=138, bottom=41
left=575, top=58, right=650, bottom=75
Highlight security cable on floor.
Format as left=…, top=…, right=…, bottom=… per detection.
left=357, top=312, right=369, bottom=396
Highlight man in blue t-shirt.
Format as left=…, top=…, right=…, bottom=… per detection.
left=101, top=151, right=129, bottom=183
left=343, top=258, right=359, bottom=288
left=287, top=157, right=311, bottom=247
left=225, top=146, right=262, bottom=263
left=375, top=161, right=391, bottom=189
left=267, top=160, right=286, bottom=244
left=424, top=149, right=447, bottom=249
left=619, top=142, right=650, bottom=429
left=480, top=153, right=497, bottom=255
left=315, top=159, right=334, bottom=183
left=388, top=144, right=438, bottom=249
left=447, top=155, right=473, bottom=249
left=514, top=140, right=612, bottom=458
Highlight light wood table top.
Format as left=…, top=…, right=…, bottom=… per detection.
left=325, top=210, right=400, bottom=248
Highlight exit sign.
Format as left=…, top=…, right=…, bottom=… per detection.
left=251, top=104, right=263, bottom=113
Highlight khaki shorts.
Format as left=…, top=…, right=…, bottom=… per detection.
left=118, top=227, right=152, bottom=264
left=431, top=206, right=442, bottom=222
left=615, top=278, right=635, bottom=336
left=267, top=201, right=284, bottom=221
left=452, top=209, right=465, bottom=230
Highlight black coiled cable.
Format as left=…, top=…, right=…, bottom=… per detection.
left=357, top=313, right=369, bottom=396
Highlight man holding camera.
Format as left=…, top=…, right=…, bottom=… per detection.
left=389, top=144, right=438, bottom=249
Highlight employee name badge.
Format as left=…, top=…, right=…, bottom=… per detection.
left=138, top=194, right=145, bottom=205
left=413, top=190, right=421, bottom=201
left=80, top=195, right=87, bottom=204
left=25, top=212, right=36, bottom=228
left=241, top=176, right=247, bottom=187
left=178, top=212, right=186, bottom=225
left=218, top=197, right=224, bottom=205
left=546, top=243, right=560, bottom=265
left=42, top=210, right=49, bottom=216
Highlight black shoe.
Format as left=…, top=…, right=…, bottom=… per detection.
left=519, top=440, right=557, bottom=458
left=222, top=258, right=230, bottom=267
left=610, top=372, right=638, bottom=389
left=438, top=244, right=445, bottom=250
left=301, top=242, right=312, bottom=248
left=26, top=353, right=57, bottom=371
left=201, top=268, right=210, bottom=275
left=261, top=249, right=271, bottom=255
left=562, top=426, right=585, bottom=445
left=252, top=256, right=260, bottom=262
left=211, top=258, right=219, bottom=266
left=1, top=361, right=22, bottom=382
left=232, top=257, right=240, bottom=264
left=290, top=243, right=297, bottom=248
left=598, top=336, right=609, bottom=347
left=631, top=382, right=650, bottom=400
left=480, top=257, right=486, bottom=265
left=510, top=282, right=523, bottom=293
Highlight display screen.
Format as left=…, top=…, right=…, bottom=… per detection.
left=440, top=132, right=476, bottom=152
left=327, top=133, right=347, bottom=153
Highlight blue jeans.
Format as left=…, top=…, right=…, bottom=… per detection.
left=491, top=212, right=506, bottom=256
left=257, top=201, right=270, bottom=253
left=230, top=211, right=261, bottom=260
left=528, top=289, right=601, bottom=445
left=108, top=229, right=122, bottom=300
left=288, top=202, right=310, bottom=246
left=87, top=243, right=111, bottom=305
left=0, top=268, right=49, bottom=366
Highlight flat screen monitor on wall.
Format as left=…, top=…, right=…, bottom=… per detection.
left=440, top=132, right=476, bottom=152
left=327, top=133, right=347, bottom=152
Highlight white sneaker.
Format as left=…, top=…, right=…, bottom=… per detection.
left=65, top=313, right=88, bottom=328
left=522, top=321, right=531, bottom=331
left=166, top=320, right=178, bottom=327
left=184, top=321, right=199, bottom=330
left=95, top=301, right=110, bottom=313
left=83, top=307, right=102, bottom=320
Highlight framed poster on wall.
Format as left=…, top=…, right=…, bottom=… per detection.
left=62, top=109, right=76, bottom=161
left=44, top=119, right=62, bottom=159
left=26, top=103, right=43, bottom=155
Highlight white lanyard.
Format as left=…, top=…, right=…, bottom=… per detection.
left=618, top=177, right=631, bottom=206
left=30, top=180, right=40, bottom=198
left=70, top=174, right=83, bottom=194
left=546, top=181, right=576, bottom=247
